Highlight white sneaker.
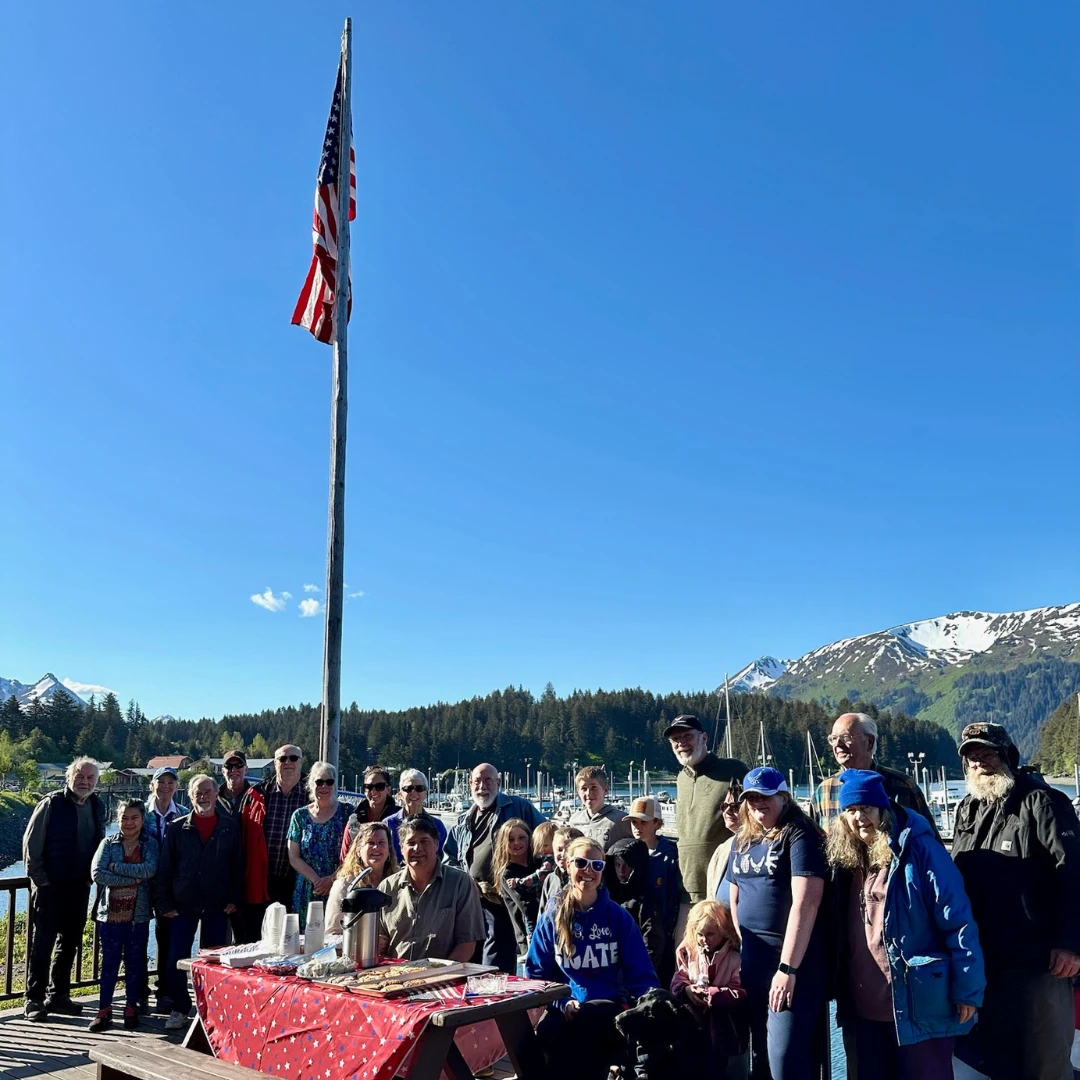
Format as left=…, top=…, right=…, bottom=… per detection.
left=164, top=1010, right=188, bottom=1031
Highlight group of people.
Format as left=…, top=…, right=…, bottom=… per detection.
left=20, top=712, right=1080, bottom=1080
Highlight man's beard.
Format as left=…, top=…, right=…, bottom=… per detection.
left=967, top=768, right=1014, bottom=802
left=473, top=791, right=497, bottom=810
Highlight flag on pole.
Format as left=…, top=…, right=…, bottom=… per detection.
left=291, top=56, right=356, bottom=344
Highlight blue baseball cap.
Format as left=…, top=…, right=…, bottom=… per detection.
left=740, top=766, right=789, bottom=799
left=152, top=766, right=179, bottom=781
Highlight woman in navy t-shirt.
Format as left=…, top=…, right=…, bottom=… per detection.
left=729, top=766, right=828, bottom=1080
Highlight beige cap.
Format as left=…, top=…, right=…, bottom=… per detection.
left=623, top=796, right=661, bottom=822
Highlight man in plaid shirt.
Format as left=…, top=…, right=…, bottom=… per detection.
left=253, top=744, right=306, bottom=908
left=814, top=712, right=938, bottom=836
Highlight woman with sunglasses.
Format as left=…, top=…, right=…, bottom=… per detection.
left=706, top=779, right=743, bottom=906
left=526, top=836, right=659, bottom=1080
left=383, top=769, right=447, bottom=860
left=340, top=765, right=396, bottom=861
left=325, top=821, right=399, bottom=932
left=287, top=761, right=351, bottom=929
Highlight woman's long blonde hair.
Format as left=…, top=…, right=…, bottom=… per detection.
left=337, top=821, right=398, bottom=883
left=826, top=809, right=895, bottom=872
left=491, top=818, right=532, bottom=886
left=554, top=837, right=604, bottom=959
left=735, top=792, right=822, bottom=852
left=680, top=900, right=738, bottom=954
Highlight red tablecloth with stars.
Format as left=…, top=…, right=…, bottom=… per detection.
left=191, top=961, right=541, bottom=1080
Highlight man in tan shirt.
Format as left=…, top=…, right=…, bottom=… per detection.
left=379, top=816, right=484, bottom=962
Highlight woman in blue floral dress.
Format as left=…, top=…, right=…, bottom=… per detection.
left=287, top=762, right=351, bottom=929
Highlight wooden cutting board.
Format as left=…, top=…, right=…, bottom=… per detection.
left=313, top=960, right=499, bottom=999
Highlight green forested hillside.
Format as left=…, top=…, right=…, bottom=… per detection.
left=2, top=683, right=960, bottom=782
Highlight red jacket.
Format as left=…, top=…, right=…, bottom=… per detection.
left=237, top=786, right=270, bottom=905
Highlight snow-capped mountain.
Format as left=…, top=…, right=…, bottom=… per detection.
left=733, top=605, right=1080, bottom=696
left=729, top=656, right=790, bottom=693
left=0, top=673, right=90, bottom=708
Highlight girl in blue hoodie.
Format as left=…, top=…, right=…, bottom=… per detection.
left=827, top=770, right=984, bottom=1080
left=526, top=837, right=660, bottom=1080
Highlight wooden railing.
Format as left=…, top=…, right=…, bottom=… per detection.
left=0, top=875, right=158, bottom=1004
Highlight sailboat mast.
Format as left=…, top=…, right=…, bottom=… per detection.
left=724, top=674, right=733, bottom=759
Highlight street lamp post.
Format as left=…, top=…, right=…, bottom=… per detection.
left=525, top=758, right=531, bottom=796
left=908, top=751, right=926, bottom=788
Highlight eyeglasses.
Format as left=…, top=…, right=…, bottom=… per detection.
left=471, top=778, right=496, bottom=787
left=277, top=754, right=301, bottom=763
left=572, top=857, right=606, bottom=873
left=364, top=781, right=388, bottom=792
left=402, top=785, right=427, bottom=794
left=827, top=735, right=859, bottom=747
left=721, top=802, right=740, bottom=815
left=314, top=778, right=335, bottom=787
left=225, top=763, right=245, bottom=771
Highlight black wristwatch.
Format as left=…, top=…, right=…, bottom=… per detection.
left=778, top=962, right=799, bottom=975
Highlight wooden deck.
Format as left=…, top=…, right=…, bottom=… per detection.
left=0, top=998, right=517, bottom=1080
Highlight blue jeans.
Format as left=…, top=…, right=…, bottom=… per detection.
left=98, top=921, right=149, bottom=1009
left=166, top=911, right=228, bottom=1015
left=745, top=970, right=828, bottom=1080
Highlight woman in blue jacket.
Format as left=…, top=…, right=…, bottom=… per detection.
left=526, top=836, right=660, bottom=1080
left=89, top=799, right=159, bottom=1033
left=826, top=770, right=984, bottom=1079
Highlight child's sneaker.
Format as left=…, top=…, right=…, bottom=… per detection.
left=164, top=1010, right=188, bottom=1032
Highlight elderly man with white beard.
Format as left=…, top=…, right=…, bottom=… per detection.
left=951, top=722, right=1080, bottom=1080
left=444, top=762, right=546, bottom=972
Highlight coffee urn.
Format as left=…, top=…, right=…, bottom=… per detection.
left=340, top=887, right=391, bottom=969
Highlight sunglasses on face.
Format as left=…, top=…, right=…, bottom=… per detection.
left=364, top=782, right=388, bottom=792
left=721, top=802, right=739, bottom=814
left=402, top=785, right=426, bottom=794
left=572, top=857, right=606, bottom=873
left=225, top=763, right=245, bottom=771
left=277, top=754, right=301, bottom=763
left=314, top=778, right=335, bottom=787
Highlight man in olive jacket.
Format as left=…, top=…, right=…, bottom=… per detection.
left=21, top=756, right=106, bottom=1021
left=951, top=722, right=1080, bottom=1080
left=666, top=715, right=748, bottom=932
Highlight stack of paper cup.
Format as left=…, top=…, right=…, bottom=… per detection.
left=283, top=913, right=301, bottom=955
left=304, top=901, right=325, bottom=954
left=262, top=903, right=286, bottom=954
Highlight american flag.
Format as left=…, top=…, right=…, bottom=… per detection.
left=291, top=55, right=357, bottom=344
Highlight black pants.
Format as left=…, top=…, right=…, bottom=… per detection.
left=231, top=902, right=266, bottom=945
left=976, top=967, right=1073, bottom=1080
left=267, top=872, right=295, bottom=911
left=26, top=883, right=90, bottom=1004
left=475, top=898, right=518, bottom=974
left=535, top=1001, right=626, bottom=1080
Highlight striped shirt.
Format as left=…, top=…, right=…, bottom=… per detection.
left=815, top=763, right=939, bottom=838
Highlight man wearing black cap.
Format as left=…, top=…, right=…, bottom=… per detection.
left=664, top=714, right=748, bottom=924
left=951, top=721, right=1080, bottom=1080
left=218, top=749, right=250, bottom=815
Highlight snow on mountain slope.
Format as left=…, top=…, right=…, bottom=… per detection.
left=732, top=604, right=1080, bottom=692
left=0, top=673, right=91, bottom=708
left=729, top=656, right=790, bottom=693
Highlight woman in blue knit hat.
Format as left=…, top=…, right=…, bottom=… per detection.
left=826, top=769, right=985, bottom=1079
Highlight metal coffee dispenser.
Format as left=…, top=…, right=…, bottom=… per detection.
left=340, top=885, right=391, bottom=968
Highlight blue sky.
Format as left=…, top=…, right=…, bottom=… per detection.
left=2, top=2, right=1078, bottom=720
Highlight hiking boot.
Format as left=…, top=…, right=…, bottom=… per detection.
left=164, top=1010, right=189, bottom=1032
left=123, top=1005, right=139, bottom=1030
left=24, top=1000, right=46, bottom=1022
left=46, top=996, right=83, bottom=1016
left=88, top=1008, right=112, bottom=1033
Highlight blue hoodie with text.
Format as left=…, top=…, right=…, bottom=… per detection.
left=525, top=884, right=659, bottom=1009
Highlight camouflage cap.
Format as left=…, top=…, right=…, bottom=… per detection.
left=957, top=721, right=1017, bottom=762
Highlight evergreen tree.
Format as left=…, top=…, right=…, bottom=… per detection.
left=0, top=695, right=23, bottom=739
left=45, top=689, right=84, bottom=754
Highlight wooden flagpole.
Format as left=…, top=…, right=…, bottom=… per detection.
left=320, top=17, right=352, bottom=771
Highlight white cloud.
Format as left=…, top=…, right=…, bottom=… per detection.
left=62, top=678, right=116, bottom=698
left=251, top=588, right=291, bottom=613
left=299, top=598, right=322, bottom=618
left=303, top=584, right=321, bottom=593
left=348, top=591, right=365, bottom=599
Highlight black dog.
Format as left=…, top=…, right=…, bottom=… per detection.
left=615, top=988, right=696, bottom=1079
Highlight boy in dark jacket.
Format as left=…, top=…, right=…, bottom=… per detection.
left=604, top=838, right=666, bottom=978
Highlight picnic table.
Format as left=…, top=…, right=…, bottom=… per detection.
left=178, top=958, right=568, bottom=1080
